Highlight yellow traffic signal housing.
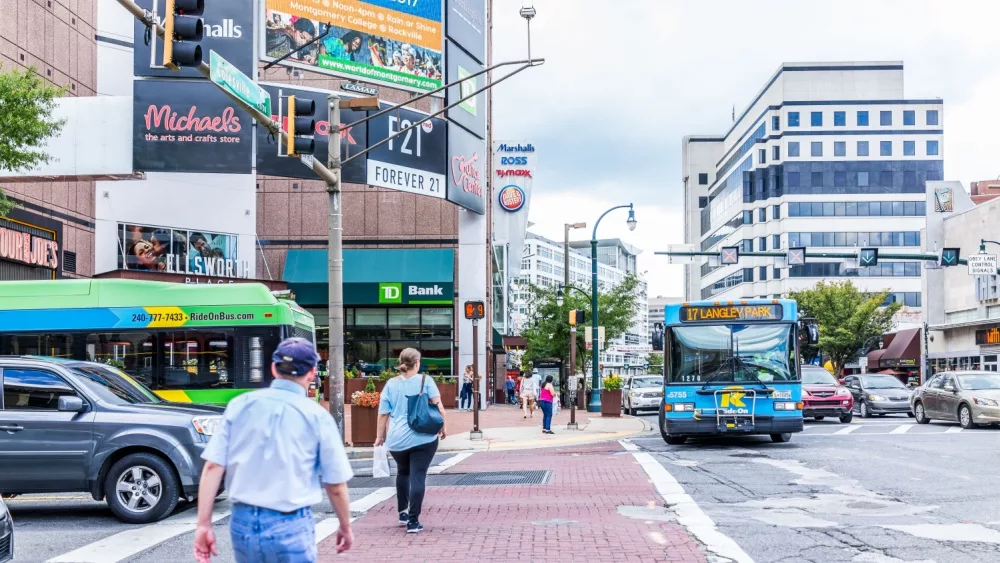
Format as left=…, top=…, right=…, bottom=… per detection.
left=286, top=96, right=316, bottom=157
left=162, top=0, right=204, bottom=70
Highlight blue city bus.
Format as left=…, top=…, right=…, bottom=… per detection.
left=659, top=299, right=817, bottom=445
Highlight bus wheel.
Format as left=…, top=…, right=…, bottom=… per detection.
left=665, top=435, right=687, bottom=445
left=770, top=433, right=792, bottom=443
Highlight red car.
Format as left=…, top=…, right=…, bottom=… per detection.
left=801, top=365, right=854, bottom=423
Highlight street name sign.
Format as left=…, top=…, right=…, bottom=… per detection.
left=210, top=50, right=271, bottom=116
left=968, top=254, right=998, bottom=275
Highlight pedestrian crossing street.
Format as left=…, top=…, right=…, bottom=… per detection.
left=801, top=418, right=1000, bottom=436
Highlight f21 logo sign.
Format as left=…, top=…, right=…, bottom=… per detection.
left=367, top=107, right=447, bottom=199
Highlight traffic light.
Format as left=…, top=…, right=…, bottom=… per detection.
left=286, top=96, right=316, bottom=157
left=859, top=248, right=879, bottom=267
left=568, top=309, right=586, bottom=326
left=162, top=0, right=205, bottom=71
left=941, top=248, right=960, bottom=267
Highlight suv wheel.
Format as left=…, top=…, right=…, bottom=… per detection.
left=105, top=453, right=179, bottom=524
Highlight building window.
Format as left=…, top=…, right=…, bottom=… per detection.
left=771, top=115, right=780, bottom=131
left=758, top=148, right=766, bottom=164
left=773, top=234, right=781, bottom=249
left=834, top=111, right=846, bottom=126
left=927, top=140, right=939, bottom=156
left=758, top=237, right=767, bottom=252
left=857, top=141, right=869, bottom=156
left=834, top=171, right=847, bottom=187
left=903, top=110, right=915, bottom=126
left=857, top=111, right=869, bottom=126
left=903, top=170, right=917, bottom=189
left=880, top=170, right=893, bottom=187
left=858, top=171, right=869, bottom=187
left=811, top=171, right=823, bottom=187
left=880, top=141, right=892, bottom=156
left=927, top=109, right=939, bottom=126
left=903, top=140, right=915, bottom=156
left=787, top=172, right=800, bottom=187
left=834, top=141, right=846, bottom=157
left=788, top=112, right=800, bottom=127
left=811, top=111, right=823, bottom=127
left=698, top=173, right=708, bottom=185
left=759, top=266, right=768, bottom=281
left=788, top=142, right=800, bottom=157
left=880, top=110, right=892, bottom=126
left=698, top=196, right=708, bottom=208
left=773, top=267, right=781, bottom=280
left=758, top=208, right=767, bottom=222
left=743, top=268, right=754, bottom=282
left=742, top=239, right=753, bottom=253
left=772, top=145, right=780, bottom=161
left=772, top=204, right=780, bottom=220
left=811, top=142, right=823, bottom=157
left=743, top=210, right=753, bottom=225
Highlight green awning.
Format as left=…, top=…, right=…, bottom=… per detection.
left=284, top=249, right=454, bottom=306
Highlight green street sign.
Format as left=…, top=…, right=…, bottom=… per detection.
left=210, top=50, right=271, bottom=117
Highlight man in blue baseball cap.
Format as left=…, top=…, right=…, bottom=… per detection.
left=194, top=337, right=354, bottom=562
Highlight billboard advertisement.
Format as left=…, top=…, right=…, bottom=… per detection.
left=118, top=223, right=248, bottom=279
left=367, top=105, right=446, bottom=199
left=447, top=123, right=485, bottom=214
left=445, top=42, right=485, bottom=139
left=134, top=0, right=255, bottom=79
left=445, top=0, right=485, bottom=64
left=256, top=84, right=368, bottom=183
left=263, top=0, right=443, bottom=93
left=133, top=79, right=253, bottom=174
left=491, top=140, right=536, bottom=278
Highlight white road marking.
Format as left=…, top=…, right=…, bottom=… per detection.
left=427, top=451, right=476, bottom=474
left=889, top=425, right=913, bottom=434
left=881, top=523, right=1000, bottom=543
left=622, top=441, right=753, bottom=563
left=833, top=425, right=862, bottom=435
left=945, top=426, right=964, bottom=433
left=47, top=506, right=230, bottom=563
left=619, top=439, right=640, bottom=451
left=313, top=486, right=397, bottom=544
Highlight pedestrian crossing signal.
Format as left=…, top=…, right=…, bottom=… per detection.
left=464, top=301, right=485, bottom=320
left=568, top=309, right=586, bottom=326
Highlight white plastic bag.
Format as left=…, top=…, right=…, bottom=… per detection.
left=372, top=445, right=390, bottom=478
left=553, top=395, right=561, bottom=416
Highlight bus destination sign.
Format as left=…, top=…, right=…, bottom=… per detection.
left=680, top=304, right=783, bottom=323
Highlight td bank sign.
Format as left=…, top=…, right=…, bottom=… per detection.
left=374, top=282, right=454, bottom=305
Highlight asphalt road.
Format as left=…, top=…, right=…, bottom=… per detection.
left=631, top=413, right=1000, bottom=562
left=7, top=453, right=456, bottom=563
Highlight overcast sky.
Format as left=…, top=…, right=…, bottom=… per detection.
left=490, top=0, right=1000, bottom=298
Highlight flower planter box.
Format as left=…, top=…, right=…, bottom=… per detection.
left=350, top=404, right=379, bottom=447
left=345, top=378, right=389, bottom=403
left=600, top=390, right=622, bottom=417
left=437, top=381, right=458, bottom=409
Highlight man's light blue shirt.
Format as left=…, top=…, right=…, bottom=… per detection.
left=378, top=375, right=440, bottom=452
left=202, top=378, right=353, bottom=512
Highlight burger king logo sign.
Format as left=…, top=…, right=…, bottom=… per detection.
left=498, top=185, right=525, bottom=212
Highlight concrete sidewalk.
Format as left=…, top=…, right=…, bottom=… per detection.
left=342, top=403, right=649, bottom=458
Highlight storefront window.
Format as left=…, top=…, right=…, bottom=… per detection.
left=422, top=308, right=453, bottom=338
left=389, top=308, right=421, bottom=339
left=420, top=340, right=452, bottom=376
left=354, top=308, right=388, bottom=339
left=346, top=307, right=455, bottom=375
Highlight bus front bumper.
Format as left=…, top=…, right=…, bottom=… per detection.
left=664, top=416, right=803, bottom=436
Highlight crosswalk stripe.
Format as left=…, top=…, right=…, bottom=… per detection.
left=833, top=425, right=862, bottom=435
left=945, top=426, right=964, bottom=433
left=889, top=425, right=913, bottom=434
left=46, top=505, right=230, bottom=563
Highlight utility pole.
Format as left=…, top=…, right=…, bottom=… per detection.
left=568, top=325, right=578, bottom=430
left=327, top=95, right=345, bottom=434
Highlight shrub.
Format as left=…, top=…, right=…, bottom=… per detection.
left=602, top=374, right=623, bottom=391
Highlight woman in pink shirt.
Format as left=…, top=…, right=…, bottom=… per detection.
left=538, top=375, right=555, bottom=434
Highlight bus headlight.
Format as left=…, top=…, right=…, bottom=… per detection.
left=773, top=401, right=800, bottom=411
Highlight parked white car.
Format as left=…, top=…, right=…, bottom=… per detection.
left=622, top=375, right=664, bottom=415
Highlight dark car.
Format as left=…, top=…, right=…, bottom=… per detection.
left=801, top=366, right=854, bottom=423
left=842, top=374, right=913, bottom=418
left=0, top=357, right=224, bottom=524
left=0, top=496, right=11, bottom=563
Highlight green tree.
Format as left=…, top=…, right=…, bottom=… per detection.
left=788, top=280, right=900, bottom=376
left=0, top=65, right=65, bottom=216
left=521, top=274, right=642, bottom=373
left=647, top=352, right=663, bottom=374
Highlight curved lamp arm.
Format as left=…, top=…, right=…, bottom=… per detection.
left=592, top=203, right=634, bottom=241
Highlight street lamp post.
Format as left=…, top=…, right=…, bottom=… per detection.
left=557, top=283, right=589, bottom=429
left=588, top=204, right=636, bottom=413
left=563, top=222, right=586, bottom=407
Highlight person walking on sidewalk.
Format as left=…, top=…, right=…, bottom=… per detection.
left=374, top=348, right=448, bottom=534
left=459, top=364, right=474, bottom=411
left=539, top=374, right=556, bottom=434
left=505, top=375, right=517, bottom=405
left=193, top=337, right=354, bottom=563
left=520, top=370, right=538, bottom=418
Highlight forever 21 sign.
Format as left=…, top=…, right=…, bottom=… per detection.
left=366, top=106, right=446, bottom=200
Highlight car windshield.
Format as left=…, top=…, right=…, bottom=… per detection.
left=668, top=324, right=796, bottom=383
left=957, top=373, right=1000, bottom=391
left=861, top=375, right=906, bottom=389
left=802, top=368, right=838, bottom=385
left=631, top=377, right=663, bottom=388
left=70, top=365, right=162, bottom=405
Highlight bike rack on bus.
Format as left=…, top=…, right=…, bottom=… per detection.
left=710, top=388, right=757, bottom=432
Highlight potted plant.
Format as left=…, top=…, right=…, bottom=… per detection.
left=434, top=375, right=458, bottom=409
left=375, top=368, right=395, bottom=392
left=344, top=367, right=368, bottom=401
left=601, top=374, right=623, bottom=417
left=350, top=379, right=380, bottom=447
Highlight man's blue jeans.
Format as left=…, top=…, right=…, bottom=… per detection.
left=230, top=503, right=316, bottom=562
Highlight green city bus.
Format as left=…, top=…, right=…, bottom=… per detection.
left=0, top=279, right=315, bottom=405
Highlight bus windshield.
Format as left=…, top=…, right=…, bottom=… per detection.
left=669, top=324, right=796, bottom=384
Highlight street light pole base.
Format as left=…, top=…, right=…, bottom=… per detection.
left=566, top=422, right=579, bottom=430
left=469, top=430, right=484, bottom=441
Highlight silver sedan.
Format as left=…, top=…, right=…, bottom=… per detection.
left=912, top=371, right=1000, bottom=429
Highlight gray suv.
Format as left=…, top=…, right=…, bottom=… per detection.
left=0, top=357, right=224, bottom=524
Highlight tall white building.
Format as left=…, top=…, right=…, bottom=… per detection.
left=512, top=233, right=649, bottom=375
left=682, top=62, right=943, bottom=309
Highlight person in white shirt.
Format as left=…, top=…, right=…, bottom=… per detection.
left=519, top=370, right=539, bottom=418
